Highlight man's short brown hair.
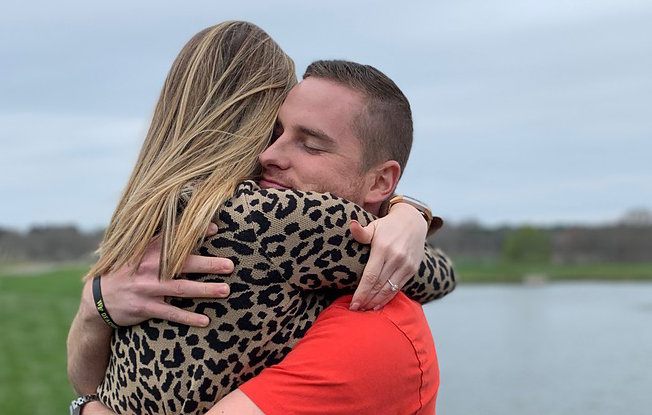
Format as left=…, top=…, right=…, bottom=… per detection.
left=303, top=60, right=413, bottom=175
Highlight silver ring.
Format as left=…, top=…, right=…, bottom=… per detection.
left=387, top=279, right=399, bottom=292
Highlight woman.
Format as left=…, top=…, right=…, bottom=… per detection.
left=70, top=21, right=453, bottom=414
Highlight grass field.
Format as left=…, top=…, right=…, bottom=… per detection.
left=1, top=261, right=650, bottom=414
left=455, top=259, right=652, bottom=283
left=0, top=265, right=86, bottom=415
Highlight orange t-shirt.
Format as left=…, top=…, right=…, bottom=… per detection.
left=239, top=293, right=439, bottom=415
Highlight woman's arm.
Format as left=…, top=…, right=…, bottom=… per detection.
left=349, top=202, right=455, bottom=311
left=243, top=187, right=454, bottom=304
left=403, top=244, right=455, bottom=303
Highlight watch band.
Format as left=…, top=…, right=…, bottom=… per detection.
left=69, top=393, right=99, bottom=415
left=386, top=195, right=444, bottom=236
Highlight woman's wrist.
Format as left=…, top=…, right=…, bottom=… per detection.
left=388, top=202, right=429, bottom=233
left=386, top=195, right=444, bottom=236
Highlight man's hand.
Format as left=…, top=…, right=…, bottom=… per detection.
left=68, top=223, right=235, bottom=398
left=88, top=222, right=234, bottom=327
left=349, top=204, right=428, bottom=311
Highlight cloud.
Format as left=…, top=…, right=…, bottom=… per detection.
left=1, top=0, right=651, bottom=228
left=0, top=112, right=145, bottom=229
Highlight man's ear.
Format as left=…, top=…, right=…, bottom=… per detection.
left=363, top=160, right=401, bottom=209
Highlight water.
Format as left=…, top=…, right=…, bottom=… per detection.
left=423, top=282, right=652, bottom=415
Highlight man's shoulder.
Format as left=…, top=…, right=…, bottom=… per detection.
left=318, top=294, right=430, bottom=346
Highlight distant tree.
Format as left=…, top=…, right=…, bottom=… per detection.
left=457, top=218, right=482, bottom=230
left=552, top=224, right=652, bottom=263
left=430, top=222, right=507, bottom=261
left=502, top=226, right=551, bottom=263
left=0, top=228, right=27, bottom=261
left=619, top=208, right=652, bottom=226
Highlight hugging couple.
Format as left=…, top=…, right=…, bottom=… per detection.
left=67, top=20, right=455, bottom=415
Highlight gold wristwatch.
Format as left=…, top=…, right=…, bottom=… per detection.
left=386, top=195, right=444, bottom=236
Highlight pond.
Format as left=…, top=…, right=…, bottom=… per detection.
left=423, top=282, right=652, bottom=415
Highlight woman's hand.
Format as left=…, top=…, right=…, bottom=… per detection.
left=349, top=203, right=428, bottom=311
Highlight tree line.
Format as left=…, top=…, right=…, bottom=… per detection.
left=0, top=226, right=103, bottom=262
left=1, top=219, right=650, bottom=264
left=430, top=222, right=652, bottom=263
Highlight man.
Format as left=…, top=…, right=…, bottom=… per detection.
left=69, top=60, right=454, bottom=414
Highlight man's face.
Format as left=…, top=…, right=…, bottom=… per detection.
left=258, top=77, right=371, bottom=207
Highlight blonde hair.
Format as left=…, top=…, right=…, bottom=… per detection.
left=86, top=21, right=296, bottom=280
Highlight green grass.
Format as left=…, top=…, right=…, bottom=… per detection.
left=455, top=259, right=652, bottom=283
left=0, top=266, right=86, bottom=415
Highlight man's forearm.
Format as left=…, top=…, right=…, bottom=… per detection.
left=67, top=281, right=113, bottom=395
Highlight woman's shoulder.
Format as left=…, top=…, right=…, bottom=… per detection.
left=223, top=180, right=374, bottom=229
left=234, top=179, right=260, bottom=196
left=221, top=180, right=260, bottom=209
left=233, top=180, right=367, bottom=211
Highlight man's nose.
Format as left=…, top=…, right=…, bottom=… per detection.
left=259, top=134, right=290, bottom=170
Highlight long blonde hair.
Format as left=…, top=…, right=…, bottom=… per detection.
left=86, top=21, right=296, bottom=280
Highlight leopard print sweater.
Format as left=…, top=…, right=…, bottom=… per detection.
left=98, top=181, right=455, bottom=414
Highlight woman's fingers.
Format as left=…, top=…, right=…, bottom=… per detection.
left=364, top=269, right=411, bottom=311
left=350, top=220, right=375, bottom=244
left=350, top=251, right=385, bottom=311
left=358, top=261, right=401, bottom=311
left=350, top=239, right=400, bottom=311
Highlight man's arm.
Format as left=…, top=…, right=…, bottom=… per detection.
left=206, top=389, right=264, bottom=415
left=67, top=280, right=112, bottom=396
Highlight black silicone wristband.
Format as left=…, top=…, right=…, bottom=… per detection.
left=92, top=275, right=121, bottom=329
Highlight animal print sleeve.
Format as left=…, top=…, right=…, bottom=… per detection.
left=403, top=244, right=455, bottom=303
left=240, top=184, right=455, bottom=304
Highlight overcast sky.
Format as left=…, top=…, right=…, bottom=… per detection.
left=1, top=0, right=650, bottom=230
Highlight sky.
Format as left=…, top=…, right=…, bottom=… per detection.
left=1, top=0, right=651, bottom=231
